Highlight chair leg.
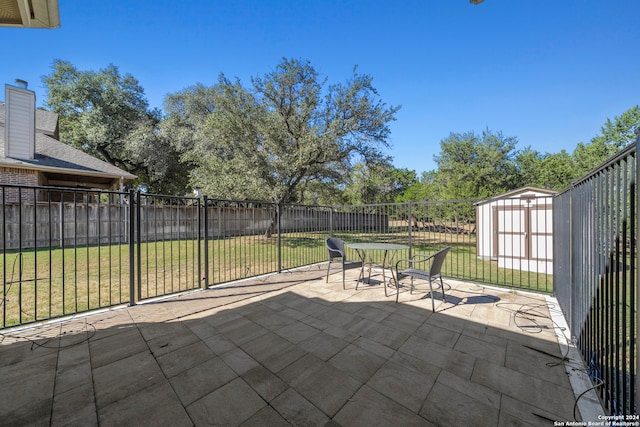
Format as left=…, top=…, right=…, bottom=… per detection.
left=343, top=268, right=346, bottom=290
left=326, top=261, right=331, bottom=283
left=439, top=276, right=445, bottom=303
left=429, top=279, right=435, bottom=312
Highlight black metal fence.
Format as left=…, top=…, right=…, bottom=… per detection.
left=0, top=187, right=132, bottom=328
left=0, top=186, right=556, bottom=329
left=327, top=197, right=554, bottom=293
left=554, top=141, right=637, bottom=415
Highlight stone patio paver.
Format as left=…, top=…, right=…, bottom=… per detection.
left=0, top=266, right=600, bottom=426
left=97, top=380, right=192, bottom=427
left=169, top=356, right=238, bottom=406
left=421, top=379, right=500, bottom=426
left=366, top=356, right=439, bottom=412
left=50, top=383, right=98, bottom=427
left=92, top=350, right=165, bottom=409
left=279, top=352, right=363, bottom=417
left=334, top=385, right=433, bottom=427
left=186, top=377, right=266, bottom=426
left=270, top=388, right=331, bottom=426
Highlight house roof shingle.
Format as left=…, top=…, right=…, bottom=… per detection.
left=0, top=101, right=136, bottom=181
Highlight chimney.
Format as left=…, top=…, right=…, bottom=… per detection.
left=14, top=79, right=28, bottom=89
left=4, top=81, right=36, bottom=160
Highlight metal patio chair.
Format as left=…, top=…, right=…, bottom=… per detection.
left=325, top=238, right=363, bottom=289
left=394, top=246, right=451, bottom=310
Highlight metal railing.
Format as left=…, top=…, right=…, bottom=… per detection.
left=0, top=187, right=555, bottom=329
left=554, top=141, right=638, bottom=415
left=328, top=198, right=554, bottom=293
left=0, top=187, right=132, bottom=327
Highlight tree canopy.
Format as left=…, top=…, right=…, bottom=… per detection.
left=43, top=60, right=152, bottom=170
left=572, top=105, right=640, bottom=177
left=397, top=104, right=640, bottom=201
left=433, top=129, right=519, bottom=200
left=342, top=158, right=417, bottom=204
left=40, top=59, right=639, bottom=203
left=42, top=60, right=190, bottom=194
left=170, top=58, right=400, bottom=203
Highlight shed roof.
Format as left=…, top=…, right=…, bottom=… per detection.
left=475, top=186, right=557, bottom=205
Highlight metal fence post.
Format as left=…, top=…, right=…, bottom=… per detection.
left=636, top=132, right=639, bottom=415
left=277, top=204, right=282, bottom=273
left=128, top=189, right=136, bottom=306
left=407, top=201, right=412, bottom=258
left=203, top=195, right=209, bottom=289
left=568, top=182, right=574, bottom=332
left=136, top=190, right=142, bottom=303
left=196, top=196, right=202, bottom=289
left=329, top=207, right=333, bottom=236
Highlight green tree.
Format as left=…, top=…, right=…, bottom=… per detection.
left=434, top=129, right=518, bottom=200
left=161, top=84, right=219, bottom=156
left=593, top=105, right=640, bottom=150
left=536, top=150, right=574, bottom=190
left=343, top=159, right=417, bottom=204
left=512, top=146, right=575, bottom=191
left=124, top=122, right=193, bottom=194
left=514, top=146, right=544, bottom=188
left=178, top=58, right=400, bottom=204
left=397, top=170, right=439, bottom=202
left=43, top=60, right=150, bottom=171
left=42, top=60, right=189, bottom=193
left=572, top=106, right=640, bottom=177
left=298, top=179, right=348, bottom=205
left=571, top=139, right=612, bottom=178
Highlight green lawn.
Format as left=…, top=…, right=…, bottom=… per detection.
left=0, top=230, right=553, bottom=328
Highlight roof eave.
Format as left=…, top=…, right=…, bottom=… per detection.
left=0, top=159, right=137, bottom=181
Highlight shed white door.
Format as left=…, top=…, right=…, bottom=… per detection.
left=495, top=205, right=527, bottom=260
left=493, top=203, right=553, bottom=272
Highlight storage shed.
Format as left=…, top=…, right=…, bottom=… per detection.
left=476, top=187, right=557, bottom=274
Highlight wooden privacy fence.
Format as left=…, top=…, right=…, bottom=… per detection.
left=0, top=197, right=388, bottom=250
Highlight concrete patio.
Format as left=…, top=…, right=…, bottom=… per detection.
left=0, top=265, right=599, bottom=426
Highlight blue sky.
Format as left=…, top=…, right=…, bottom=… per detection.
left=2, top=1, right=639, bottom=174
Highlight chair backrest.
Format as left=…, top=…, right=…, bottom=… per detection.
left=326, top=238, right=346, bottom=261
left=430, top=246, right=451, bottom=276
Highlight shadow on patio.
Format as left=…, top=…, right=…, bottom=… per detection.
left=0, top=266, right=594, bottom=426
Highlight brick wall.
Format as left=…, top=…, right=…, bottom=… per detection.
left=0, top=167, right=39, bottom=202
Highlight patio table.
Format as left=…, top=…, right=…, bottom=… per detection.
left=346, top=242, right=409, bottom=296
